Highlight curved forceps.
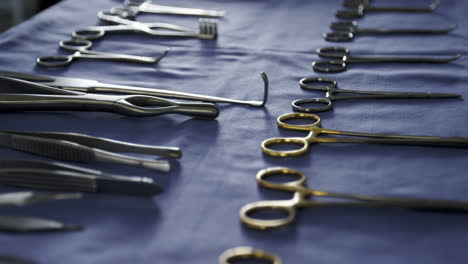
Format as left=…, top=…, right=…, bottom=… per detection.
left=94, top=11, right=217, bottom=40
left=336, top=0, right=440, bottom=19
left=292, top=77, right=460, bottom=113
left=312, top=46, right=461, bottom=73
left=110, top=0, right=225, bottom=19
left=261, top=113, right=468, bottom=158
left=0, top=76, right=219, bottom=119
left=325, top=21, right=457, bottom=42
left=240, top=167, right=468, bottom=229
left=219, top=247, right=282, bottom=264
left=37, top=39, right=168, bottom=67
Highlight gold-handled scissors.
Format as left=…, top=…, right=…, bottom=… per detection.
left=261, top=113, right=468, bottom=158
left=312, top=46, right=461, bottom=73
left=37, top=39, right=168, bottom=67
left=240, top=167, right=468, bottom=230
left=292, top=77, right=460, bottom=113
left=219, top=247, right=282, bottom=264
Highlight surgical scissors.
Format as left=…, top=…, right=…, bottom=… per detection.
left=110, top=0, right=225, bottom=19
left=312, top=46, right=461, bottom=73
left=262, top=113, right=468, bottom=158
left=0, top=71, right=268, bottom=107
left=219, top=247, right=282, bottom=264
left=337, top=0, right=441, bottom=19
left=37, top=38, right=168, bottom=67
left=240, top=167, right=468, bottom=229
left=78, top=11, right=217, bottom=41
left=0, top=76, right=219, bottom=119
left=324, top=21, right=456, bottom=42
left=292, top=77, right=460, bottom=113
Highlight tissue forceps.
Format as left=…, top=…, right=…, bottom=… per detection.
left=110, top=0, right=225, bottom=19
left=0, top=71, right=268, bottom=107
left=0, top=192, right=82, bottom=233
left=0, top=129, right=179, bottom=172
left=313, top=46, right=461, bottom=73
left=261, top=113, right=468, bottom=158
left=0, top=160, right=164, bottom=197
left=337, top=0, right=440, bottom=19
left=240, top=167, right=468, bottom=229
left=37, top=38, right=168, bottom=67
left=0, top=76, right=219, bottom=119
left=325, top=21, right=456, bottom=42
left=90, top=11, right=217, bottom=40
left=292, top=77, right=460, bottom=113
left=219, top=247, right=282, bottom=264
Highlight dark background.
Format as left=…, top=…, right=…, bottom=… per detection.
left=0, top=0, right=61, bottom=32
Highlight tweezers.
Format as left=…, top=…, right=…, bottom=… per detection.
left=0, top=76, right=220, bottom=119
left=0, top=191, right=82, bottom=233
left=0, top=160, right=163, bottom=197
left=0, top=71, right=268, bottom=107
left=0, top=130, right=180, bottom=172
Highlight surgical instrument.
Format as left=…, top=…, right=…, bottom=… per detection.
left=0, top=130, right=178, bottom=172
left=337, top=0, right=441, bottom=19
left=219, top=247, right=282, bottom=264
left=110, top=0, right=225, bottom=19
left=0, top=191, right=81, bottom=207
left=0, top=160, right=164, bottom=197
left=241, top=167, right=468, bottom=229
left=0, top=71, right=269, bottom=107
left=324, top=21, right=456, bottom=42
left=262, top=113, right=468, bottom=158
left=0, top=76, right=220, bottom=119
left=313, top=46, right=461, bottom=73
left=292, top=77, right=460, bottom=113
left=82, top=11, right=217, bottom=40
left=37, top=38, right=168, bottom=67
left=0, top=215, right=82, bottom=233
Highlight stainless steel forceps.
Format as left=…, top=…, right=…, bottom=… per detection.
left=37, top=39, right=168, bottom=67
left=0, top=129, right=180, bottom=172
left=0, top=71, right=268, bottom=107
left=0, top=191, right=82, bottom=233
left=110, top=0, right=225, bottom=19
left=0, top=76, right=220, bottom=119
left=337, top=0, right=441, bottom=19
left=0, top=160, right=164, bottom=197
left=324, top=21, right=456, bottom=42
left=312, top=46, right=461, bottom=73
left=292, top=77, right=460, bottom=113
left=83, top=11, right=217, bottom=40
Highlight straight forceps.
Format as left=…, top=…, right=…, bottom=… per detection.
left=0, top=160, right=164, bottom=197
left=240, top=167, right=468, bottom=229
left=337, top=0, right=441, bottom=19
left=83, top=11, right=217, bottom=40
left=0, top=130, right=180, bottom=172
left=325, top=21, right=456, bottom=42
left=37, top=39, right=168, bottom=67
left=0, top=71, right=268, bottom=107
left=292, top=77, right=460, bottom=113
left=313, top=46, right=461, bottom=73
left=110, top=0, right=225, bottom=19
left=0, top=76, right=219, bottom=119
left=261, top=113, right=468, bottom=158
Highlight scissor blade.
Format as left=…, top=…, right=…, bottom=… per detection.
left=0, top=215, right=82, bottom=233
left=0, top=192, right=82, bottom=207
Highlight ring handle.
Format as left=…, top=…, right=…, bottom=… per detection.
left=300, top=77, right=337, bottom=90
left=219, top=247, right=282, bottom=264
left=261, top=137, right=309, bottom=157
left=312, top=60, right=347, bottom=73
left=256, top=167, right=306, bottom=190
left=59, top=39, right=92, bottom=52
left=277, top=112, right=321, bottom=130
left=335, top=8, right=363, bottom=19
left=292, top=98, right=333, bottom=113
left=317, top=46, right=349, bottom=58
left=72, top=29, right=105, bottom=40
left=324, top=32, right=353, bottom=42
left=240, top=200, right=296, bottom=229
left=330, top=21, right=357, bottom=31
left=36, top=56, right=73, bottom=67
